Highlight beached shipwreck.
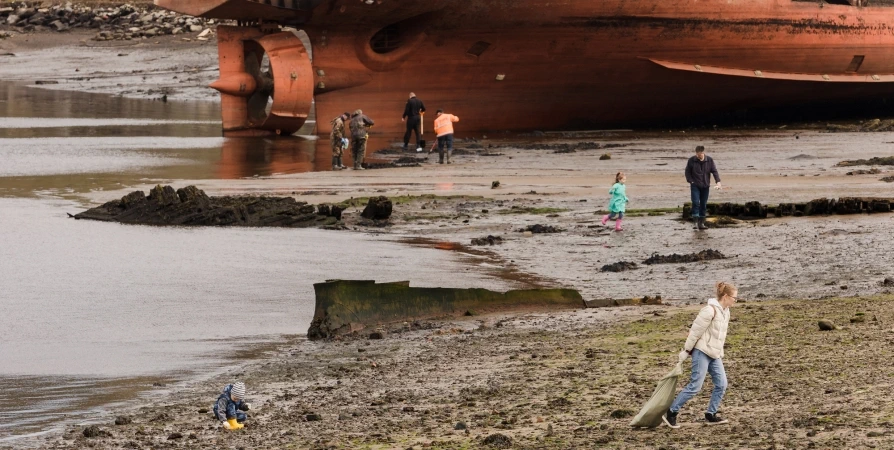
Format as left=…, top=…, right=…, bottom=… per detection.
left=308, top=280, right=584, bottom=339
left=155, top=0, right=894, bottom=135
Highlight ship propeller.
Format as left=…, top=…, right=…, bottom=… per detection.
left=209, top=25, right=314, bottom=136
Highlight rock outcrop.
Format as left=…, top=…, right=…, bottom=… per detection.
left=74, top=185, right=343, bottom=228
left=683, top=197, right=894, bottom=219
left=0, top=2, right=217, bottom=41
left=360, top=196, right=392, bottom=220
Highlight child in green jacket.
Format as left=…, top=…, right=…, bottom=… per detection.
left=601, top=172, right=628, bottom=231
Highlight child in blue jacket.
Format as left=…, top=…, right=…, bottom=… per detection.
left=601, top=172, right=629, bottom=231
left=213, top=381, right=251, bottom=430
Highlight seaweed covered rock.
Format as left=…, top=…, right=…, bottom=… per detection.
left=73, top=185, right=343, bottom=228
left=643, top=249, right=726, bottom=265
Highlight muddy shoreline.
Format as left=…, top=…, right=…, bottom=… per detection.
left=5, top=19, right=894, bottom=450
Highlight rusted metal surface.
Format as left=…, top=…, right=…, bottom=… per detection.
left=211, top=25, right=313, bottom=136
left=648, top=58, right=894, bottom=83
left=157, top=0, right=894, bottom=135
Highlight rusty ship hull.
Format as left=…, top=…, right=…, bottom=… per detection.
left=156, top=0, right=894, bottom=135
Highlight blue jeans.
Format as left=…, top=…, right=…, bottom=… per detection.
left=670, top=349, right=727, bottom=414
left=690, top=184, right=710, bottom=218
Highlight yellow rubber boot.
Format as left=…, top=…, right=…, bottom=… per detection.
left=226, top=418, right=244, bottom=430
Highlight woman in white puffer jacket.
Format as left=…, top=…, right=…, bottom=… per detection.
left=663, top=282, right=737, bottom=429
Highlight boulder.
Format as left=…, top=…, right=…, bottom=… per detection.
left=818, top=320, right=837, bottom=331
left=360, top=196, right=392, bottom=220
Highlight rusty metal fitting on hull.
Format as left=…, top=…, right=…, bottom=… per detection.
left=209, top=73, right=257, bottom=97
left=213, top=25, right=313, bottom=136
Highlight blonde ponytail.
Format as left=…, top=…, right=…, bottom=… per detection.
left=716, top=281, right=736, bottom=300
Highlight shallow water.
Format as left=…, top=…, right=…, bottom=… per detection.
left=0, top=82, right=511, bottom=442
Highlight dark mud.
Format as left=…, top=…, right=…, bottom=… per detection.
left=492, top=141, right=629, bottom=153
left=642, top=249, right=726, bottom=265
left=74, top=185, right=343, bottom=228
left=362, top=156, right=426, bottom=169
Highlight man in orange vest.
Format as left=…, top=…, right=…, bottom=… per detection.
left=432, top=109, right=459, bottom=164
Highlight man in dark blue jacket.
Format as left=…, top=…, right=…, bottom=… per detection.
left=685, top=146, right=722, bottom=230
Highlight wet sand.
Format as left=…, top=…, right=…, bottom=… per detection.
left=4, top=24, right=894, bottom=449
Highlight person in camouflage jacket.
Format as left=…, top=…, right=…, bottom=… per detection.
left=330, top=112, right=350, bottom=170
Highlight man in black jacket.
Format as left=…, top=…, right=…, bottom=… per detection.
left=401, top=92, right=426, bottom=152
left=684, top=145, right=722, bottom=230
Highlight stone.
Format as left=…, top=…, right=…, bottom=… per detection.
left=610, top=409, right=634, bottom=419
left=7, top=15, right=20, bottom=25
left=369, top=331, right=385, bottom=340
left=50, top=20, right=68, bottom=31
left=599, top=153, right=612, bottom=160
left=491, top=180, right=500, bottom=189
left=189, top=24, right=202, bottom=32
left=360, top=196, right=392, bottom=220
left=306, top=413, right=322, bottom=421
left=482, top=433, right=512, bottom=448
left=114, top=416, right=132, bottom=425
left=454, top=422, right=467, bottom=430
left=818, top=320, right=837, bottom=331
left=83, top=425, right=105, bottom=438
left=471, top=235, right=503, bottom=246
left=167, top=432, right=183, bottom=440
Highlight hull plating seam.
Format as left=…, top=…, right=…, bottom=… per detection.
left=648, top=58, right=894, bottom=82
left=562, top=16, right=894, bottom=35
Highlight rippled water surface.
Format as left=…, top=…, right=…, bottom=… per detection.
left=0, top=83, right=509, bottom=443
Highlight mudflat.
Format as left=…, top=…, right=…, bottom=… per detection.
left=36, top=297, right=894, bottom=449
left=5, top=17, right=894, bottom=450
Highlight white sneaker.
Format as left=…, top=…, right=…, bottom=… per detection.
left=416, top=147, right=423, bottom=152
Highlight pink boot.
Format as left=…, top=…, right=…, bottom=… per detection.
left=614, top=219, right=623, bottom=231
left=601, top=214, right=610, bottom=225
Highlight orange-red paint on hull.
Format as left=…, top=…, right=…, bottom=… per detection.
left=155, top=0, right=894, bottom=135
